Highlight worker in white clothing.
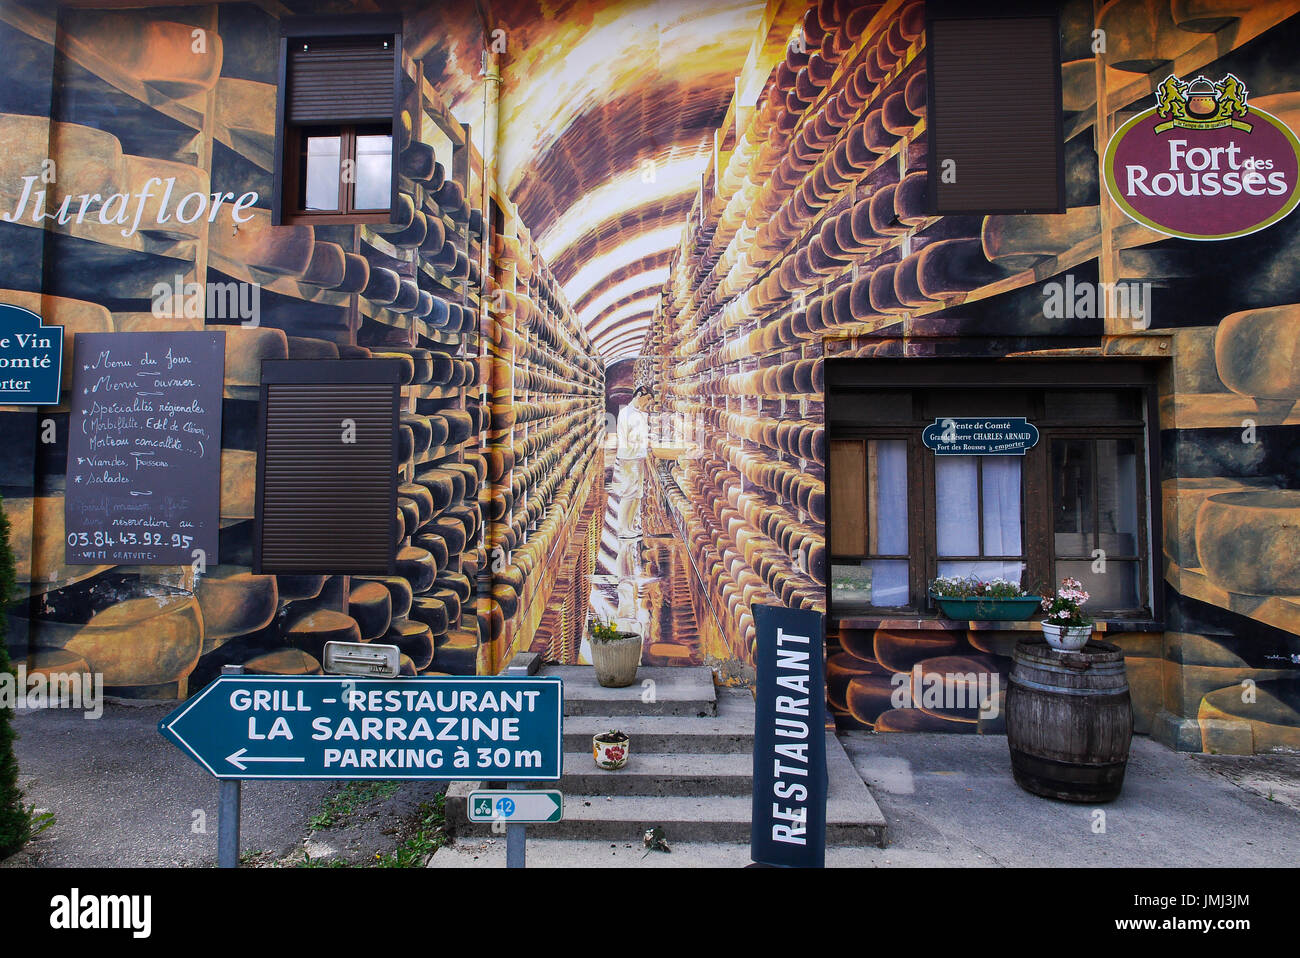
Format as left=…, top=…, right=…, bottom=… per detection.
left=612, top=385, right=651, bottom=544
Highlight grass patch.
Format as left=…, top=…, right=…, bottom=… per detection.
left=297, top=851, right=351, bottom=868
left=375, top=794, right=448, bottom=868
left=307, top=781, right=401, bottom=831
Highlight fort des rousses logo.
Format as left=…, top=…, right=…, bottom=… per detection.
left=1103, top=73, right=1300, bottom=241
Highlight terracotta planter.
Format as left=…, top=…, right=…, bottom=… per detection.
left=593, top=731, right=630, bottom=770
left=589, top=632, right=641, bottom=687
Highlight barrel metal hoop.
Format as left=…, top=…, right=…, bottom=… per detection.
left=1013, top=658, right=1126, bottom=677
left=1008, top=675, right=1128, bottom=697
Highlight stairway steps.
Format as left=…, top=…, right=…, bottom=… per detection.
left=440, top=664, right=888, bottom=855
left=552, top=665, right=718, bottom=717
left=562, top=711, right=754, bottom=754
left=447, top=734, right=885, bottom=846
left=548, top=751, right=752, bottom=796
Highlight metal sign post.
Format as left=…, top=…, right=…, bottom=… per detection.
left=508, top=824, right=526, bottom=868
left=217, top=665, right=243, bottom=869
left=468, top=789, right=564, bottom=868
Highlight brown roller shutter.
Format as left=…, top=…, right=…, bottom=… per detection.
left=255, top=361, right=401, bottom=575
left=927, top=15, right=1064, bottom=214
left=287, top=36, right=395, bottom=123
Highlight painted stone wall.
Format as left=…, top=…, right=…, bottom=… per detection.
left=0, top=1, right=501, bottom=695
left=650, top=0, right=1300, bottom=751
left=1, top=0, right=1297, bottom=757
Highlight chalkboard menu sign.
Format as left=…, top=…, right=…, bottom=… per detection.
left=65, top=331, right=226, bottom=565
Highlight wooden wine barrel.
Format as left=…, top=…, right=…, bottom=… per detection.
left=1005, top=640, right=1133, bottom=803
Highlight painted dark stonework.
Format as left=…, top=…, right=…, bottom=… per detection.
left=0, top=0, right=1296, bottom=756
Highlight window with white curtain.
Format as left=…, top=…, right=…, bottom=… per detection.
left=827, top=370, right=1156, bottom=621
left=935, top=455, right=1025, bottom=584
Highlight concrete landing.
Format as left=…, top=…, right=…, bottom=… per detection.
left=428, top=837, right=889, bottom=868
left=547, top=665, right=717, bottom=716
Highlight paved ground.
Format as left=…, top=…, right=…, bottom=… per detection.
left=4, top=701, right=339, bottom=867
left=5, top=699, right=1297, bottom=867
left=429, top=735, right=1300, bottom=868
left=839, top=732, right=1300, bottom=868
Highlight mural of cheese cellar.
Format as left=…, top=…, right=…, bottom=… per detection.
left=0, top=0, right=503, bottom=691
left=483, top=208, right=606, bottom=671
left=0, top=0, right=609, bottom=693
left=0, top=0, right=1297, bottom=757
left=647, top=0, right=1300, bottom=753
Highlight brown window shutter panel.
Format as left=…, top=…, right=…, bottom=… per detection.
left=287, top=36, right=395, bottom=123
left=256, top=361, right=401, bottom=575
left=928, top=16, right=1063, bottom=213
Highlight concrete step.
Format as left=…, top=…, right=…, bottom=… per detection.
left=562, top=710, right=755, bottom=754
left=549, top=751, right=752, bottom=796
left=549, top=665, right=717, bottom=717
left=446, top=733, right=887, bottom=847
left=429, top=838, right=889, bottom=868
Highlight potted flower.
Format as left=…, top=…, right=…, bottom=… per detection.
left=588, top=616, right=641, bottom=688
left=593, top=729, right=630, bottom=770
left=1039, top=577, right=1093, bottom=651
left=929, top=575, right=1042, bottom=621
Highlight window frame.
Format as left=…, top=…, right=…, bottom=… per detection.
left=272, top=15, right=403, bottom=227
left=828, top=433, right=925, bottom=613
left=826, top=360, right=1163, bottom=626
left=283, top=122, right=395, bottom=224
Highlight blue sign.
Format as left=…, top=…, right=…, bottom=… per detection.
left=751, top=603, right=827, bottom=868
left=922, top=417, right=1040, bottom=456
left=0, top=303, right=62, bottom=405
left=159, top=675, right=564, bottom=780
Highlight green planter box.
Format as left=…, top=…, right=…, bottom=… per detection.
left=929, top=594, right=1043, bottom=621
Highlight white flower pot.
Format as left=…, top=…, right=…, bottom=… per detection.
left=593, top=732, right=630, bottom=770
left=589, top=633, right=641, bottom=687
left=1041, top=621, right=1092, bottom=651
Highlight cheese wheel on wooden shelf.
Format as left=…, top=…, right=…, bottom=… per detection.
left=63, top=12, right=223, bottom=96
left=194, top=567, right=278, bottom=651
left=412, top=533, right=449, bottom=569
left=348, top=581, right=393, bottom=641
left=64, top=594, right=203, bottom=688
left=244, top=649, right=322, bottom=676
left=432, top=586, right=462, bottom=624
left=433, top=629, right=478, bottom=674
left=409, top=595, right=450, bottom=635
left=355, top=575, right=414, bottom=620
left=386, top=618, right=435, bottom=671
left=396, top=546, right=438, bottom=593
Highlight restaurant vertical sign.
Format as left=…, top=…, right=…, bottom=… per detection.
left=750, top=602, right=827, bottom=868
left=65, top=331, right=225, bottom=565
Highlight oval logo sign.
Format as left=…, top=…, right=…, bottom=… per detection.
left=1103, top=74, right=1300, bottom=241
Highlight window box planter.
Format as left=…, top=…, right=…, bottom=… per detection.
left=928, top=593, right=1043, bottom=621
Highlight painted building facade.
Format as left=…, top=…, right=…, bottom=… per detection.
left=1, top=0, right=1298, bottom=756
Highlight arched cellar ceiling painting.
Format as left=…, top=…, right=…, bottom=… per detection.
left=476, top=0, right=762, bottom=359
left=270, top=0, right=763, bottom=359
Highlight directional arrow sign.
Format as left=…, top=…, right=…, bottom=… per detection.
left=467, top=790, right=563, bottom=824
left=158, top=675, right=563, bottom=780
